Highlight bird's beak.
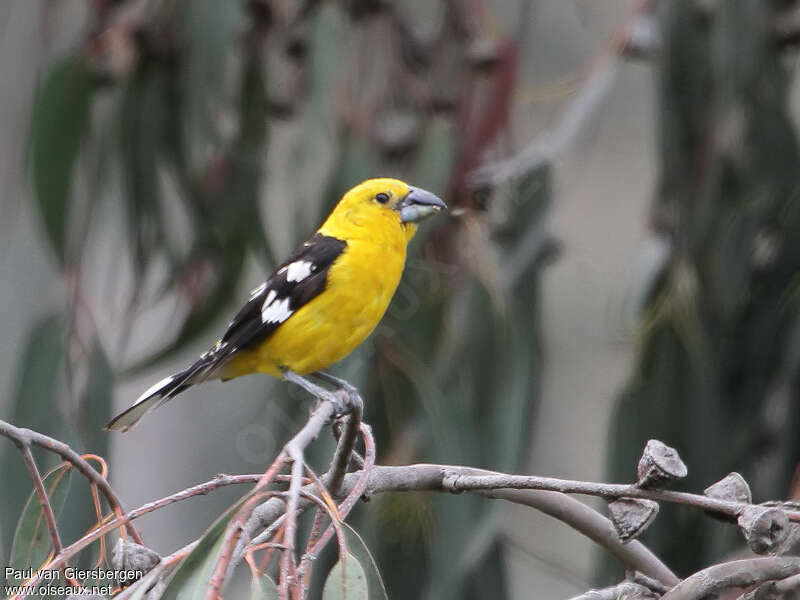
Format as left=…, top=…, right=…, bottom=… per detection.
left=397, top=187, right=447, bottom=223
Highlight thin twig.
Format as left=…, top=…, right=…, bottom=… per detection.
left=326, top=394, right=363, bottom=497
left=660, top=557, right=800, bottom=600
left=244, top=463, right=679, bottom=587
left=280, top=400, right=337, bottom=598
left=771, top=572, right=800, bottom=596
left=442, top=472, right=800, bottom=522
left=480, top=486, right=678, bottom=587
left=296, top=397, right=364, bottom=579
left=467, top=0, right=655, bottom=189
left=741, top=570, right=800, bottom=599
left=205, top=522, right=244, bottom=600
left=17, top=442, right=63, bottom=555
left=467, top=58, right=617, bottom=188
left=114, top=540, right=200, bottom=600
left=0, top=419, right=143, bottom=544
left=296, top=423, right=378, bottom=579
left=209, top=391, right=344, bottom=600
left=205, top=457, right=290, bottom=600
left=132, top=473, right=264, bottom=516
left=7, top=472, right=267, bottom=598
left=567, top=581, right=659, bottom=600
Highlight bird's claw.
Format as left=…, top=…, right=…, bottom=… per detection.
left=330, top=387, right=362, bottom=419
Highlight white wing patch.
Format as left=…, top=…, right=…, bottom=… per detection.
left=264, top=289, right=276, bottom=306
left=249, top=282, right=267, bottom=298
left=261, top=296, right=293, bottom=324
left=286, top=260, right=315, bottom=282
left=135, top=375, right=175, bottom=405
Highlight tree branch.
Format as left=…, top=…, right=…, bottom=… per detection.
left=277, top=397, right=337, bottom=596
left=659, top=557, right=800, bottom=600
left=740, top=571, right=800, bottom=600
left=467, top=1, right=656, bottom=189
left=33, top=416, right=800, bottom=598
left=442, top=471, right=800, bottom=522
left=567, top=581, right=659, bottom=600
left=0, top=419, right=143, bottom=544
left=28, top=417, right=800, bottom=598
left=18, top=442, right=62, bottom=555
left=325, top=393, right=363, bottom=496
left=243, top=463, right=679, bottom=587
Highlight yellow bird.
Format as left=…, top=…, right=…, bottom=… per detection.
left=106, top=178, right=446, bottom=431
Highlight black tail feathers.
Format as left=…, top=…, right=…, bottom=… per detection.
left=105, top=354, right=219, bottom=432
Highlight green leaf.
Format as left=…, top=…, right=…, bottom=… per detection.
left=0, top=314, right=66, bottom=552
left=340, top=523, right=388, bottom=600
left=177, top=0, right=243, bottom=174
left=29, top=56, right=93, bottom=265
left=76, top=339, right=114, bottom=453
left=160, top=497, right=247, bottom=600
left=121, top=242, right=246, bottom=376
left=322, top=552, right=369, bottom=600
left=9, top=464, right=72, bottom=583
left=58, top=338, right=115, bottom=549
left=412, top=116, right=455, bottom=196
left=250, top=573, right=279, bottom=600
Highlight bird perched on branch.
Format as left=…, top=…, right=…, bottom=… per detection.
left=106, top=178, right=446, bottom=431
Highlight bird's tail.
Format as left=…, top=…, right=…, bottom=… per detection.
left=105, top=353, right=220, bottom=432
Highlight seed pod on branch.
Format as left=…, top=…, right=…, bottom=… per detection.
left=608, top=498, right=660, bottom=542
left=636, top=440, right=688, bottom=489
left=112, top=538, right=161, bottom=585
left=705, top=472, right=752, bottom=504
left=737, top=506, right=790, bottom=555
left=702, top=472, right=752, bottom=523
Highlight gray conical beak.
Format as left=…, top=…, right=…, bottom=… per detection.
left=398, top=187, right=447, bottom=223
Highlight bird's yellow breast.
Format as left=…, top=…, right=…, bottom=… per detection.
left=223, top=226, right=410, bottom=378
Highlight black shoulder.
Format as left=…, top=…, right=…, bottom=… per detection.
left=215, top=234, right=347, bottom=357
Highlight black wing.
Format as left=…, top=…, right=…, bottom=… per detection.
left=105, top=233, right=347, bottom=431
left=215, top=233, right=347, bottom=358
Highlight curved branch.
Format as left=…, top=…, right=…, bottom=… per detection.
left=0, top=419, right=143, bottom=544
left=567, top=581, right=659, bottom=600
left=442, top=471, right=800, bottom=523
left=244, top=463, right=679, bottom=587
left=660, top=557, right=800, bottom=600
left=480, top=487, right=679, bottom=587
left=18, top=443, right=62, bottom=555
left=741, top=571, right=800, bottom=599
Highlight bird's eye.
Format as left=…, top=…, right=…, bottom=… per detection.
left=375, top=193, right=390, bottom=204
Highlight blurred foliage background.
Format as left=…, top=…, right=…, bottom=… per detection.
left=606, top=0, right=800, bottom=582
left=1, top=0, right=799, bottom=598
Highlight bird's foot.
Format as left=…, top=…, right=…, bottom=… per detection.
left=281, top=370, right=362, bottom=419
left=316, top=373, right=362, bottom=418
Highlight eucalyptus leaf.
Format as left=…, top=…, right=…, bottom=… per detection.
left=160, top=497, right=247, bottom=600
left=322, top=552, right=368, bottom=600
left=0, top=314, right=66, bottom=553
left=121, top=242, right=246, bottom=376
left=29, top=55, right=93, bottom=265
left=340, top=523, right=388, bottom=600
left=76, top=339, right=114, bottom=454
left=249, top=573, right=278, bottom=600
left=177, top=0, right=243, bottom=174
left=116, top=60, right=172, bottom=273
left=605, top=0, right=800, bottom=580
left=9, top=464, right=72, bottom=583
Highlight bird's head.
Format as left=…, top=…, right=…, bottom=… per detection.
left=321, top=178, right=446, bottom=243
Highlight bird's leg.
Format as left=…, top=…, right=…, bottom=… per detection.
left=310, top=371, right=362, bottom=416
left=276, top=369, right=364, bottom=591
left=309, top=371, right=363, bottom=495
left=281, top=369, right=337, bottom=406
left=277, top=369, right=346, bottom=592
left=281, top=369, right=350, bottom=416
left=281, top=369, right=362, bottom=417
